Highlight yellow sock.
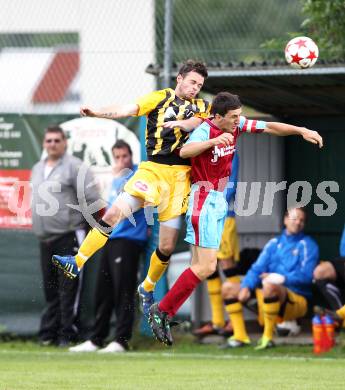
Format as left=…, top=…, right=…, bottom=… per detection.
left=262, top=297, right=280, bottom=340
left=207, top=277, right=225, bottom=328
left=225, top=299, right=249, bottom=342
left=336, top=305, right=345, bottom=320
left=75, top=228, right=109, bottom=268
left=142, top=249, right=169, bottom=292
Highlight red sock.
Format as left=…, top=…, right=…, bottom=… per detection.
left=158, top=268, right=201, bottom=317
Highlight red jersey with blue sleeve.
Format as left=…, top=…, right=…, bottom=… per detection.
left=186, top=116, right=266, bottom=192
left=238, top=116, right=266, bottom=135
left=184, top=116, right=266, bottom=249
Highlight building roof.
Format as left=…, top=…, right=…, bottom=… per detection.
left=0, top=47, right=79, bottom=113
left=146, top=60, right=345, bottom=117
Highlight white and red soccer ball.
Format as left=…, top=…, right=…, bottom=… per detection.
left=285, top=36, right=319, bottom=69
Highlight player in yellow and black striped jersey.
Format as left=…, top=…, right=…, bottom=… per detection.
left=135, top=88, right=210, bottom=165
left=53, top=60, right=210, bottom=317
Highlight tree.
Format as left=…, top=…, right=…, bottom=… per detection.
left=262, top=0, right=345, bottom=60
left=155, top=0, right=303, bottom=63
left=302, top=0, right=345, bottom=59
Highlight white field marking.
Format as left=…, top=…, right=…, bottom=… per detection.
left=0, top=349, right=343, bottom=362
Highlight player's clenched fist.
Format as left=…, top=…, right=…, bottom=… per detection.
left=212, top=132, right=234, bottom=146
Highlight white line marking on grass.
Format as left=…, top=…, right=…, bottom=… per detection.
left=0, top=349, right=343, bottom=362
left=130, top=352, right=343, bottom=362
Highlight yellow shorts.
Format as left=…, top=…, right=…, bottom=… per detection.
left=217, top=217, right=240, bottom=261
left=124, top=161, right=191, bottom=222
left=256, top=288, right=307, bottom=326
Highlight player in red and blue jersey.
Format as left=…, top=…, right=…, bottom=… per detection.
left=148, top=92, right=323, bottom=345
left=183, top=114, right=265, bottom=249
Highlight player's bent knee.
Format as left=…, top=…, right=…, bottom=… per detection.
left=103, top=208, right=121, bottom=226
left=222, top=281, right=239, bottom=299
left=104, top=193, right=142, bottom=226
left=220, top=258, right=236, bottom=270
left=206, top=261, right=217, bottom=277
left=262, top=282, right=279, bottom=297
left=158, top=242, right=174, bottom=257
left=313, top=262, right=335, bottom=280
left=313, top=265, right=323, bottom=280
left=192, top=262, right=217, bottom=281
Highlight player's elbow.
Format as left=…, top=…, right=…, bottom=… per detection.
left=179, top=147, right=190, bottom=159
left=186, top=117, right=202, bottom=131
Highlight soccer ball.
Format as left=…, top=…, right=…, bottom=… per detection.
left=285, top=36, right=319, bottom=69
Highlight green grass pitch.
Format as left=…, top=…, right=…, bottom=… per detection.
left=1, top=339, right=345, bottom=389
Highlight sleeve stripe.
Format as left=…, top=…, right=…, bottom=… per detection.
left=240, top=117, right=266, bottom=133
left=246, top=120, right=253, bottom=132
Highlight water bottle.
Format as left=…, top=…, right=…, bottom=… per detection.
left=324, top=314, right=335, bottom=350
left=312, top=314, right=323, bottom=354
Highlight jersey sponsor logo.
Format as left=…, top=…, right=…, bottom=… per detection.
left=134, top=180, right=148, bottom=192
left=211, top=145, right=236, bottom=163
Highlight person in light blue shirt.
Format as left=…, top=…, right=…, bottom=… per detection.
left=70, top=140, right=148, bottom=353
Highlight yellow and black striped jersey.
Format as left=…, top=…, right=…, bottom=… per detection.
left=135, top=88, right=210, bottom=165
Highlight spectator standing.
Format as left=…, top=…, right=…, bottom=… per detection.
left=69, top=140, right=148, bottom=353
left=31, top=126, right=99, bottom=346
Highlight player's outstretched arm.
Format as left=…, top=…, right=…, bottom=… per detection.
left=180, top=132, right=233, bottom=158
left=80, top=103, right=139, bottom=119
left=264, top=122, right=323, bottom=148
left=162, top=117, right=203, bottom=132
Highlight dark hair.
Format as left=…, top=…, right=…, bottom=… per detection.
left=210, top=92, right=242, bottom=117
left=112, top=139, right=132, bottom=156
left=44, top=125, right=66, bottom=139
left=178, top=59, right=208, bottom=79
